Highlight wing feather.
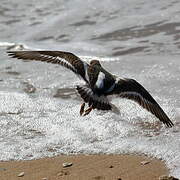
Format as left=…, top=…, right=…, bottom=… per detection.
left=7, top=51, right=89, bottom=83
left=110, top=78, right=173, bottom=127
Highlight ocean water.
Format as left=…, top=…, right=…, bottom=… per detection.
left=0, top=0, right=180, bottom=177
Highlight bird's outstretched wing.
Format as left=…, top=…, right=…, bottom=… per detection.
left=110, top=78, right=174, bottom=127
left=7, top=51, right=89, bottom=83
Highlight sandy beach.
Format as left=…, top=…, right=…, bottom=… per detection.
left=0, top=154, right=168, bottom=180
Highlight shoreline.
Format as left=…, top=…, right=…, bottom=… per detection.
left=0, top=154, right=169, bottom=180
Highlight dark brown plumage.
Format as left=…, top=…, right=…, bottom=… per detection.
left=7, top=50, right=174, bottom=127
left=8, top=51, right=89, bottom=83
left=109, top=78, right=174, bottom=127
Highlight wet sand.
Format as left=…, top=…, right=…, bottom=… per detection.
left=0, top=154, right=168, bottom=180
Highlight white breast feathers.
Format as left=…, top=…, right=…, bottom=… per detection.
left=96, top=72, right=105, bottom=89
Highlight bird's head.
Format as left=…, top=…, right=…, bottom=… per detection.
left=90, top=60, right=101, bottom=67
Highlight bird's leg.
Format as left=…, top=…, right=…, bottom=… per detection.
left=80, top=102, right=85, bottom=116
left=83, top=105, right=93, bottom=116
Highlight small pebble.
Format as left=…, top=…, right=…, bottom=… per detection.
left=42, top=178, right=48, bottom=180
left=17, top=172, right=25, bottom=177
left=62, top=162, right=73, bottom=168
left=64, top=171, right=69, bottom=175
left=109, top=165, right=114, bottom=168
left=141, top=161, right=150, bottom=165
left=57, top=172, right=63, bottom=176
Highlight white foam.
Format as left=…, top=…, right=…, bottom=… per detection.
left=0, top=42, right=15, bottom=47
left=0, top=90, right=179, bottom=177
left=81, top=56, right=121, bottom=62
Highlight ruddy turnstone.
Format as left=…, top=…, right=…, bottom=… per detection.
left=7, top=51, right=174, bottom=127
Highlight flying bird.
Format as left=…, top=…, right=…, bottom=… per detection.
left=7, top=51, right=174, bottom=127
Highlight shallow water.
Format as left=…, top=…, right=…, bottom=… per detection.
left=0, top=0, right=180, bottom=178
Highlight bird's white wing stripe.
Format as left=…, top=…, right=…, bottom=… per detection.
left=96, top=72, right=105, bottom=89
left=120, top=91, right=153, bottom=105
left=120, top=91, right=142, bottom=98
left=83, top=62, right=89, bottom=82
left=39, top=54, right=77, bottom=72
left=56, top=56, right=77, bottom=72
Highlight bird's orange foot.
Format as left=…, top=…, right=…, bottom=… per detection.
left=83, top=106, right=93, bottom=116
left=80, top=103, right=85, bottom=116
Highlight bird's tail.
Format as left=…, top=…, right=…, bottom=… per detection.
left=76, top=85, right=111, bottom=110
